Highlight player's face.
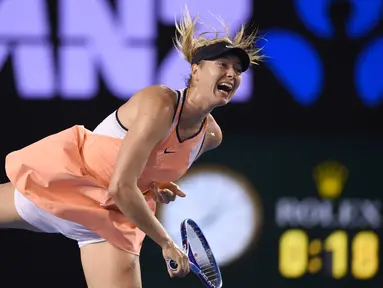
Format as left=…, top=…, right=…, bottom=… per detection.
left=193, top=55, right=243, bottom=106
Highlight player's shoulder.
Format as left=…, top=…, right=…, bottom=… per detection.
left=206, top=114, right=223, bottom=149
left=133, top=85, right=178, bottom=108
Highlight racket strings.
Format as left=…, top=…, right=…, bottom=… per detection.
left=187, top=225, right=220, bottom=285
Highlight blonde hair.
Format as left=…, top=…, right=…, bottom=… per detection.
left=174, top=6, right=264, bottom=67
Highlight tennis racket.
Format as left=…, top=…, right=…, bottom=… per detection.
left=167, top=218, right=223, bottom=288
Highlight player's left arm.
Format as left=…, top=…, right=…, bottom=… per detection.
left=195, top=114, right=223, bottom=159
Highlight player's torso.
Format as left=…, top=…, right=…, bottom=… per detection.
left=81, top=88, right=207, bottom=192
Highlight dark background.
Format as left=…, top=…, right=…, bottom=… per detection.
left=0, top=0, right=382, bottom=287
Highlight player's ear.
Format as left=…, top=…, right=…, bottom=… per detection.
left=191, top=63, right=200, bottom=82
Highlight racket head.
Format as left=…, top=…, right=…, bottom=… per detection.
left=180, top=218, right=223, bottom=288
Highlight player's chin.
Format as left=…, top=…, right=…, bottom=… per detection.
left=214, top=89, right=233, bottom=106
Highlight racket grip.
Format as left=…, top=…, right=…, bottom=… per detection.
left=167, top=259, right=178, bottom=271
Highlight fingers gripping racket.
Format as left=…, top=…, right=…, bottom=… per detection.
left=167, top=219, right=223, bottom=288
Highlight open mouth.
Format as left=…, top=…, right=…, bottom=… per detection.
left=217, top=82, right=233, bottom=96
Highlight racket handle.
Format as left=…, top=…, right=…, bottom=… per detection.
left=168, top=260, right=201, bottom=275
left=167, top=259, right=178, bottom=271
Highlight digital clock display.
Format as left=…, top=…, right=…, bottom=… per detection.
left=275, top=160, right=382, bottom=282
left=279, top=229, right=380, bottom=279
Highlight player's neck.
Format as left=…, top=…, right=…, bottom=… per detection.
left=180, top=88, right=212, bottom=128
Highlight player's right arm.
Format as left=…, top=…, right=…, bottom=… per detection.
left=108, top=85, right=189, bottom=276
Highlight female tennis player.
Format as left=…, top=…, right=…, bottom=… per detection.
left=0, top=7, right=262, bottom=288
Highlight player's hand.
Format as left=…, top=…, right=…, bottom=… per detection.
left=150, top=182, right=186, bottom=204
left=162, top=241, right=190, bottom=278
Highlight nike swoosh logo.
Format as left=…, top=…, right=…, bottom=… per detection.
left=164, top=148, right=176, bottom=154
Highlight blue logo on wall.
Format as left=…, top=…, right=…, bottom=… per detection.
left=263, top=0, right=383, bottom=107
